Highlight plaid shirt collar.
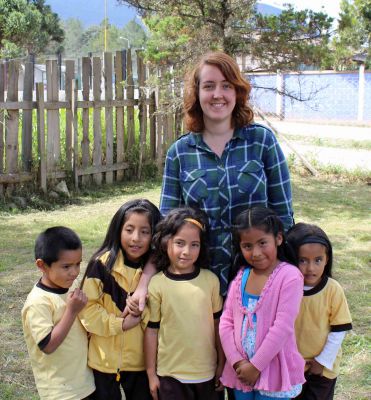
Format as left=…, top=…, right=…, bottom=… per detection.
left=186, top=127, right=245, bottom=150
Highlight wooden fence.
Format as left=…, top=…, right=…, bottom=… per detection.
left=0, top=50, right=182, bottom=196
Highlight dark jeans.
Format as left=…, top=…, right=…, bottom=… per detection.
left=295, top=373, right=337, bottom=400
left=91, top=369, right=152, bottom=400
left=158, top=376, right=220, bottom=400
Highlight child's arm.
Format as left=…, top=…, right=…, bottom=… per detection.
left=214, top=318, right=225, bottom=391
left=309, top=329, right=348, bottom=374
left=144, top=327, right=160, bottom=400
left=123, top=257, right=157, bottom=316
left=219, top=279, right=246, bottom=367
left=122, top=314, right=141, bottom=331
left=43, top=288, right=87, bottom=354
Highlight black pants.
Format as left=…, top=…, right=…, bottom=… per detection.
left=158, top=376, right=220, bottom=400
left=91, top=369, right=152, bottom=400
left=295, top=373, right=337, bottom=400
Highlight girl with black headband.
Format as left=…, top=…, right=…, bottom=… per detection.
left=286, top=223, right=353, bottom=400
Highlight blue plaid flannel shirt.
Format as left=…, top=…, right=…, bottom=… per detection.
left=160, top=123, right=294, bottom=295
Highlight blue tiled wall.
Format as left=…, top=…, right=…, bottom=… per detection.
left=248, top=71, right=371, bottom=122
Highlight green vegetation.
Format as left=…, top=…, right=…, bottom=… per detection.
left=0, top=0, right=64, bottom=58
left=0, top=172, right=370, bottom=399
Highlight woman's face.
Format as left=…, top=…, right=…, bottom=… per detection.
left=198, top=64, right=236, bottom=128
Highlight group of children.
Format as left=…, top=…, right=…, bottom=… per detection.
left=22, top=199, right=352, bottom=400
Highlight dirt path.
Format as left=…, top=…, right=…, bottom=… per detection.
left=264, top=120, right=371, bottom=171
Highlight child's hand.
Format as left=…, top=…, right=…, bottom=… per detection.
left=122, top=293, right=147, bottom=317
left=235, top=360, right=260, bottom=387
left=147, top=373, right=160, bottom=400
left=306, top=359, right=324, bottom=376
left=122, top=314, right=141, bottom=331
left=214, top=363, right=224, bottom=392
left=66, top=288, right=88, bottom=314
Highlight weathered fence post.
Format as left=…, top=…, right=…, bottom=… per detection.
left=137, top=50, right=147, bottom=179
left=148, top=66, right=157, bottom=161
left=22, top=61, right=33, bottom=171
left=92, top=57, right=103, bottom=185
left=65, top=60, right=75, bottom=168
left=126, top=49, right=135, bottom=150
left=46, top=59, right=60, bottom=173
left=36, top=82, right=47, bottom=193
left=155, top=67, right=164, bottom=174
left=5, top=60, right=19, bottom=195
left=115, top=50, right=125, bottom=181
left=81, top=57, right=91, bottom=186
left=104, top=52, right=114, bottom=184
left=71, top=79, right=79, bottom=189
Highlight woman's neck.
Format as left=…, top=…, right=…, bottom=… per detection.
left=203, top=118, right=234, bottom=139
left=202, top=121, right=234, bottom=157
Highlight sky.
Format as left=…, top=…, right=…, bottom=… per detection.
left=260, top=0, right=342, bottom=19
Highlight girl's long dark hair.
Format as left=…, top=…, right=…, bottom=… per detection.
left=286, top=222, right=333, bottom=278
left=152, top=206, right=210, bottom=272
left=229, top=206, right=294, bottom=282
left=80, top=199, right=161, bottom=287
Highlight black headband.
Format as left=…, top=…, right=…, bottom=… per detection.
left=299, top=236, right=329, bottom=248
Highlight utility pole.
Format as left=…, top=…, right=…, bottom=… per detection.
left=104, top=0, right=108, bottom=51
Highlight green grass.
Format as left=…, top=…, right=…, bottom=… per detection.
left=0, top=173, right=370, bottom=399
left=281, top=133, right=371, bottom=151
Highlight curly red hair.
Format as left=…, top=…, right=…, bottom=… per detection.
left=184, top=52, right=254, bottom=133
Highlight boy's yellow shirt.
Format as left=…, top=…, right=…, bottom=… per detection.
left=22, top=281, right=95, bottom=400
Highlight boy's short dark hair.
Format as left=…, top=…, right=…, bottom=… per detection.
left=35, top=226, right=82, bottom=266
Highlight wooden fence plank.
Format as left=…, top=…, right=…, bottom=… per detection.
left=5, top=61, right=19, bottom=196
left=0, top=63, right=4, bottom=196
left=81, top=57, right=91, bottom=186
left=46, top=60, right=60, bottom=172
left=22, top=62, right=33, bottom=171
left=126, top=49, right=135, bottom=149
left=65, top=60, right=75, bottom=167
left=104, top=52, right=114, bottom=184
left=137, top=51, right=147, bottom=179
left=155, top=80, right=164, bottom=174
left=92, top=57, right=102, bottom=185
left=115, top=50, right=125, bottom=181
left=148, top=67, right=156, bottom=160
left=36, top=83, right=47, bottom=193
left=0, top=98, right=146, bottom=110
left=71, top=79, right=79, bottom=189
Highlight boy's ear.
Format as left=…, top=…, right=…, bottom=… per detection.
left=276, top=232, right=283, bottom=247
left=35, top=259, right=48, bottom=273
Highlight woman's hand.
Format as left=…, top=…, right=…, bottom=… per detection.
left=235, top=360, right=260, bottom=386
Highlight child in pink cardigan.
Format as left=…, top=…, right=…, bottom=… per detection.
left=220, top=206, right=305, bottom=399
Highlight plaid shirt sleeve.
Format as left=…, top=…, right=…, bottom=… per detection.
left=263, top=131, right=294, bottom=231
left=160, top=142, right=183, bottom=215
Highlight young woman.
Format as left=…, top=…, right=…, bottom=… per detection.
left=160, top=51, right=293, bottom=296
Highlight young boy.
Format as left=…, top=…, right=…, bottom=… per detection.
left=21, top=226, right=95, bottom=400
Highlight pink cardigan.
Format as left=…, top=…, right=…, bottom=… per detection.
left=220, top=262, right=305, bottom=393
